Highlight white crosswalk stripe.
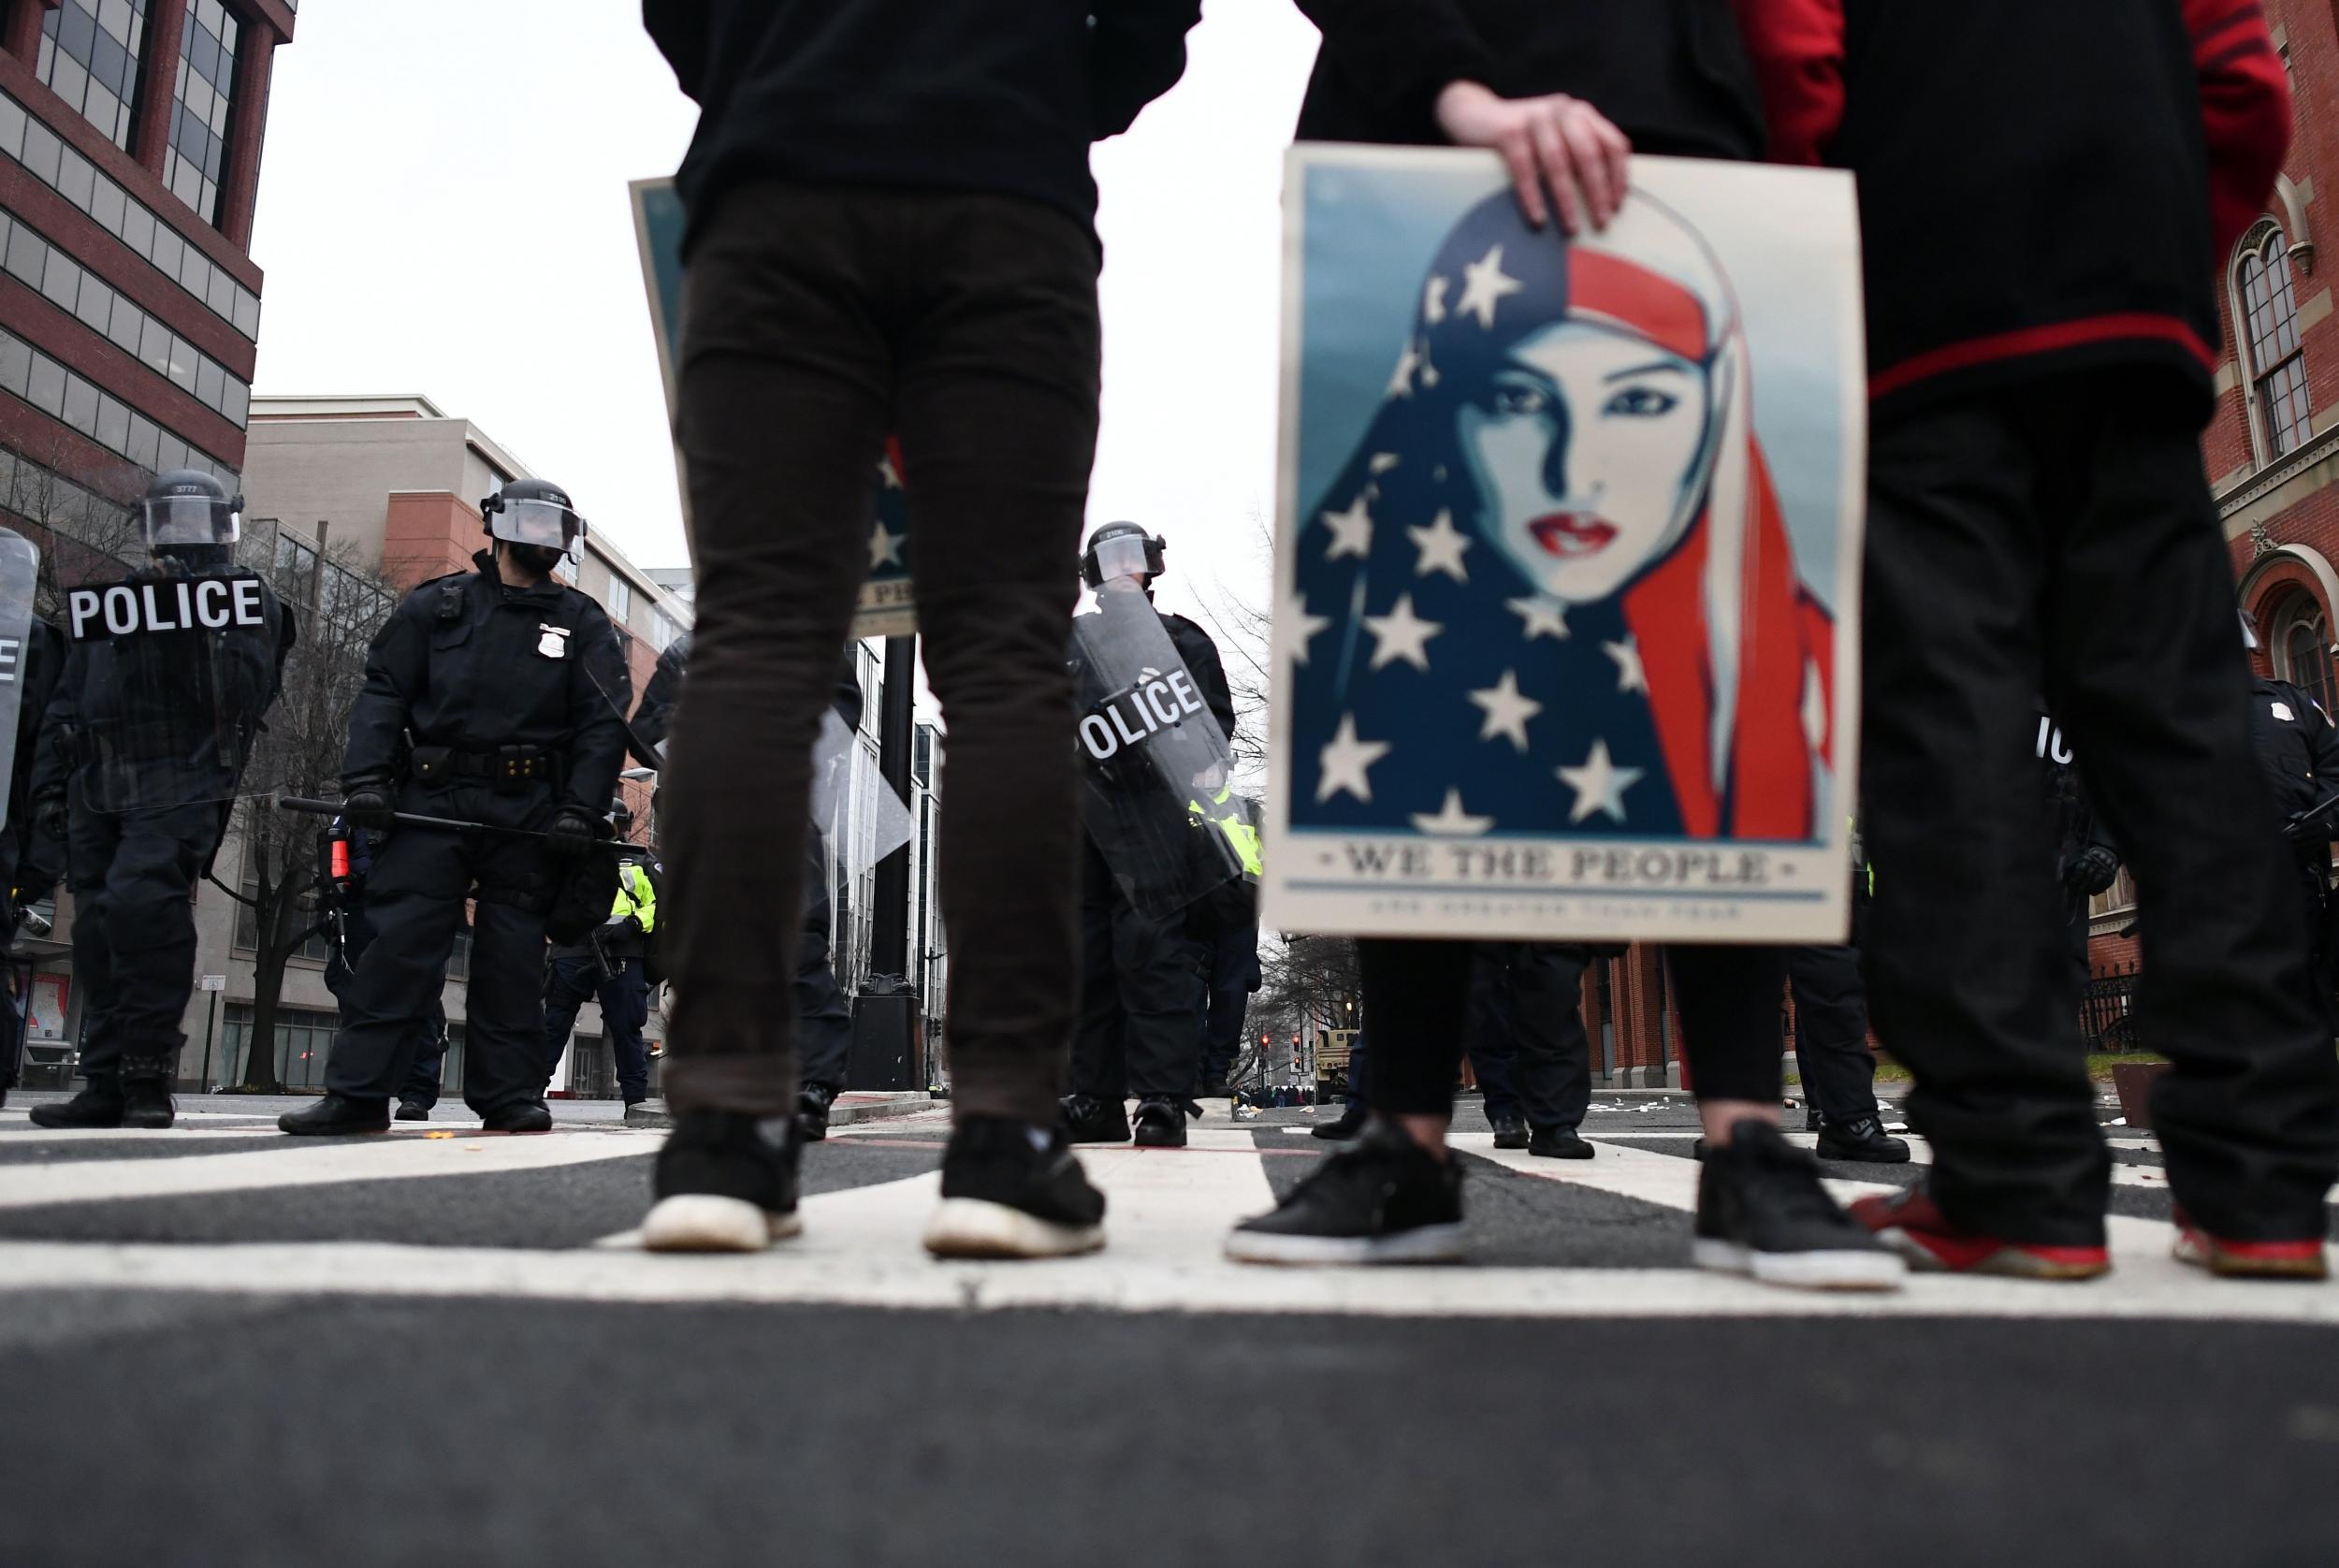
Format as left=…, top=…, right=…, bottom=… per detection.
left=0, top=1119, right=2329, bottom=1323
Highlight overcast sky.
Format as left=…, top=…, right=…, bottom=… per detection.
left=249, top=1, right=1320, bottom=642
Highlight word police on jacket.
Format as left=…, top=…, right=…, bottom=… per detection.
left=1080, top=668, right=1207, bottom=762
left=67, top=576, right=269, bottom=642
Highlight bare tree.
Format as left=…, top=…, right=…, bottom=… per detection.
left=0, top=439, right=149, bottom=612
left=1187, top=507, right=1276, bottom=786
left=1251, top=932, right=1361, bottom=1071
left=214, top=529, right=399, bottom=1091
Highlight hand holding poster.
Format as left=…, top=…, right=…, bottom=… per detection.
left=1264, top=148, right=1866, bottom=944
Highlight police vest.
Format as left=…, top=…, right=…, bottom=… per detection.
left=1188, top=788, right=1264, bottom=878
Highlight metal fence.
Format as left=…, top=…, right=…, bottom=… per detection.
left=2080, top=962, right=2143, bottom=1051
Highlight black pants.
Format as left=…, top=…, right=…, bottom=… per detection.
left=1362, top=939, right=1782, bottom=1114
left=797, top=830, right=852, bottom=1092
left=1072, top=838, right=1204, bottom=1101
left=1784, top=943, right=1879, bottom=1123
left=662, top=181, right=1101, bottom=1124
left=1464, top=942, right=1593, bottom=1132
left=1195, top=917, right=1258, bottom=1089
left=1862, top=376, right=2339, bottom=1244
left=544, top=954, right=653, bottom=1103
left=325, top=901, right=448, bottom=1108
left=65, top=791, right=225, bottom=1078
left=323, top=781, right=559, bottom=1117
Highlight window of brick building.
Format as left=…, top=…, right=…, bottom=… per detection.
left=163, top=0, right=239, bottom=225
left=2236, top=223, right=2313, bottom=460
left=37, top=0, right=150, bottom=152
left=2274, top=595, right=2336, bottom=718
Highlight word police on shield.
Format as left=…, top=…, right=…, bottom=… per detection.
left=1079, top=667, right=1208, bottom=762
left=67, top=577, right=269, bottom=641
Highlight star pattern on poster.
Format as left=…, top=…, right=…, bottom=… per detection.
left=1468, top=668, right=1542, bottom=751
left=868, top=522, right=905, bottom=570
left=1603, top=635, right=1647, bottom=694
left=1410, top=789, right=1492, bottom=836
left=1286, top=593, right=1332, bottom=666
left=1317, top=712, right=1391, bottom=804
left=1323, top=496, right=1374, bottom=561
left=1557, top=738, right=1642, bottom=824
left=1457, top=243, right=1523, bottom=329
left=1363, top=593, right=1442, bottom=671
left=1407, top=509, right=1471, bottom=582
left=1506, top=595, right=1570, bottom=641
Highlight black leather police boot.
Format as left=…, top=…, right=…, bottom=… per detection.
left=1057, top=1093, right=1131, bottom=1145
left=28, top=1075, right=124, bottom=1128
left=797, top=1082, right=838, bottom=1143
left=1816, top=1114, right=1911, bottom=1164
left=117, top=1053, right=177, bottom=1129
left=394, top=1099, right=430, bottom=1122
left=279, top=1093, right=392, bottom=1136
left=1132, top=1096, right=1188, bottom=1148
left=1489, top=1113, right=1529, bottom=1151
left=481, top=1099, right=554, bottom=1134
left=1529, top=1125, right=1595, bottom=1159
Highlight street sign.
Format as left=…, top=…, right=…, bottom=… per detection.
left=629, top=177, right=915, bottom=638
left=200, top=974, right=225, bottom=992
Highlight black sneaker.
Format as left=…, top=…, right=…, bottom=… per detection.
left=29, top=1076, right=124, bottom=1129
left=1311, top=1103, right=1368, bottom=1141
left=394, top=1099, right=430, bottom=1122
left=1529, top=1125, right=1594, bottom=1159
left=279, top=1094, right=392, bottom=1136
left=1816, top=1113, right=1911, bottom=1164
left=1132, top=1096, right=1188, bottom=1148
left=797, top=1082, right=838, bottom=1143
left=924, top=1117, right=1106, bottom=1258
left=1225, top=1118, right=1465, bottom=1266
left=643, top=1110, right=801, bottom=1252
left=1057, top=1093, right=1130, bottom=1145
left=1693, top=1121, right=1904, bottom=1290
left=1489, top=1113, right=1529, bottom=1151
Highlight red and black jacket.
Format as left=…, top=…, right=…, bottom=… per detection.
left=1734, top=0, right=2290, bottom=419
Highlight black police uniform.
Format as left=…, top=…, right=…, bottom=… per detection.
left=316, top=823, right=450, bottom=1111
left=1463, top=942, right=1594, bottom=1136
left=1069, top=606, right=1235, bottom=1109
left=320, top=550, right=628, bottom=1116
left=38, top=568, right=292, bottom=1092
left=2248, top=676, right=2339, bottom=1026
left=2037, top=714, right=2120, bottom=974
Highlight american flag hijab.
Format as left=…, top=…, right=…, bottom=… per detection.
left=1287, top=187, right=1830, bottom=843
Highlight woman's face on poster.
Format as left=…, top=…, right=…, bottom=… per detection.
left=1458, top=321, right=1710, bottom=603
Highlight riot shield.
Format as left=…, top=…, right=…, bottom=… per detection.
left=0, top=529, right=40, bottom=828
left=1069, top=589, right=1246, bottom=919
left=59, top=567, right=291, bottom=812
left=812, top=706, right=915, bottom=881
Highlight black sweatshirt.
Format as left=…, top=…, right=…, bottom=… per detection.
left=1293, top=0, right=1766, bottom=160
left=643, top=0, right=1200, bottom=251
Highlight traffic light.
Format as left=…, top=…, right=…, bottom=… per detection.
left=1291, top=1033, right=1302, bottom=1074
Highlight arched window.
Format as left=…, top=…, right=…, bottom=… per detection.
left=2274, top=594, right=2336, bottom=716
left=2237, top=224, right=2313, bottom=458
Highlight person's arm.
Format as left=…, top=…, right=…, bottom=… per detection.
left=1091, top=0, right=1202, bottom=139
left=1184, top=625, right=1237, bottom=745
left=2188, top=0, right=2292, bottom=256
left=642, top=0, right=712, bottom=103
left=631, top=633, right=690, bottom=765
left=341, top=597, right=425, bottom=788
left=562, top=610, right=632, bottom=820
left=1728, top=0, right=1847, bottom=167
left=1299, top=0, right=1629, bottom=230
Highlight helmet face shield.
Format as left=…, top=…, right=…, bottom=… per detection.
left=1087, top=532, right=1155, bottom=588
left=141, top=495, right=240, bottom=548
left=488, top=496, right=583, bottom=553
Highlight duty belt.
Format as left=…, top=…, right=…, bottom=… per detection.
left=409, top=743, right=565, bottom=793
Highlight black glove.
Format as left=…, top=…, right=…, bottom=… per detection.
left=2287, top=803, right=2335, bottom=847
left=341, top=785, right=395, bottom=832
left=545, top=809, right=598, bottom=860
left=2062, top=844, right=2120, bottom=897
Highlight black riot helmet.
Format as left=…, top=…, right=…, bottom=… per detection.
left=1081, top=521, right=1167, bottom=590
left=481, top=477, right=587, bottom=566
left=139, top=468, right=241, bottom=557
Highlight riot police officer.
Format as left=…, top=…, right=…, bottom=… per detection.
left=0, top=532, right=61, bottom=1111
left=2036, top=711, right=2121, bottom=977
left=30, top=472, right=294, bottom=1128
left=2242, top=617, right=2339, bottom=1030
left=281, top=478, right=629, bottom=1135
left=544, top=799, right=660, bottom=1109
left=1059, top=522, right=1240, bottom=1150
left=313, top=817, right=450, bottom=1122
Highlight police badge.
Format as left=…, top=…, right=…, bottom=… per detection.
left=537, top=623, right=571, bottom=660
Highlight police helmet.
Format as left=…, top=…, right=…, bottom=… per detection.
left=140, top=469, right=241, bottom=552
left=482, top=478, right=587, bottom=558
left=1081, top=521, right=1167, bottom=589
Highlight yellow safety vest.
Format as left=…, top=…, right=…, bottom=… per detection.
left=614, top=860, right=657, bottom=934
left=1187, top=788, right=1264, bottom=878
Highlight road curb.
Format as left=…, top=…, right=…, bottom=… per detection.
left=621, top=1092, right=935, bottom=1131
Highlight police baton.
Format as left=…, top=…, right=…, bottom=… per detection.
left=274, top=795, right=630, bottom=851
left=2284, top=791, right=2339, bottom=842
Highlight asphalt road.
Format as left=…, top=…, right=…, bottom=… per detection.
left=3, top=1092, right=2334, bottom=1568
